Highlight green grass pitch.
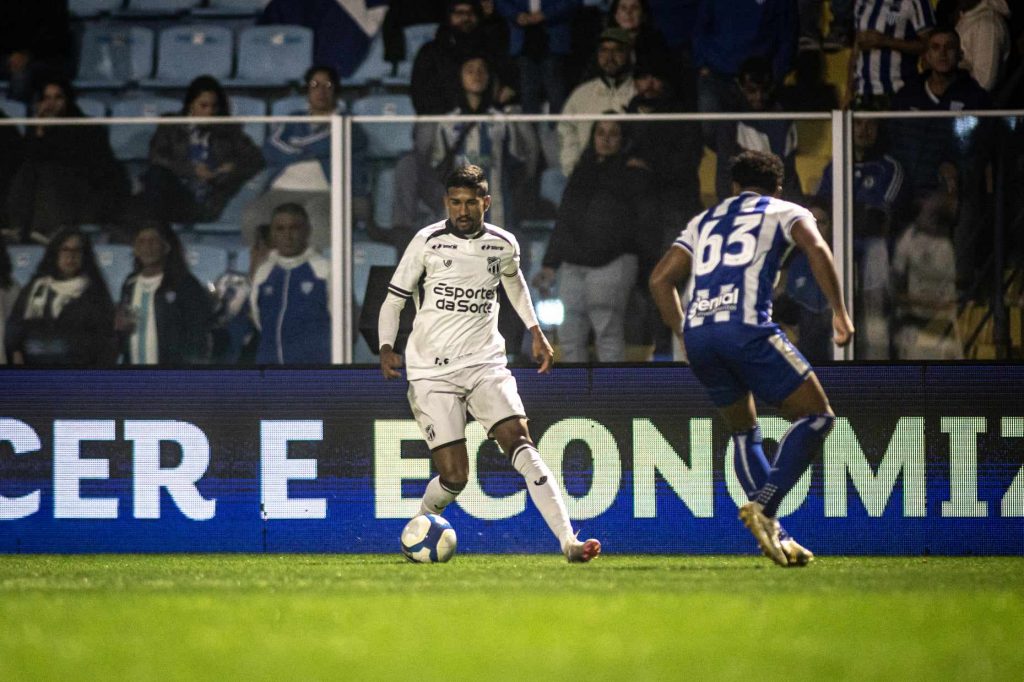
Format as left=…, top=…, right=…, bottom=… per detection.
left=2, top=554, right=1023, bottom=680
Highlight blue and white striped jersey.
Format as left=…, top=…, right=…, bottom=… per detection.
left=854, top=0, right=935, bottom=96
left=674, top=192, right=814, bottom=329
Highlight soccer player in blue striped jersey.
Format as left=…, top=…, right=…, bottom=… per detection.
left=649, top=151, right=854, bottom=566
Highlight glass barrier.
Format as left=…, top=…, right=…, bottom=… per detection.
left=3, top=109, right=1020, bottom=366
left=0, top=114, right=337, bottom=367
left=848, top=111, right=1023, bottom=361
left=351, top=112, right=832, bottom=366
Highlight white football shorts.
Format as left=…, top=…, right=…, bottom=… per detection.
left=407, top=363, right=526, bottom=450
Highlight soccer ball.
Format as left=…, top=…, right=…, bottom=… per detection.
left=401, top=514, right=457, bottom=563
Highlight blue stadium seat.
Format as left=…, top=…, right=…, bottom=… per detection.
left=228, top=26, right=313, bottom=88
left=351, top=239, right=396, bottom=306
left=77, top=25, right=154, bottom=90
left=77, top=97, right=107, bottom=118
left=387, top=23, right=438, bottom=86
left=7, top=245, right=44, bottom=288
left=192, top=168, right=271, bottom=234
left=143, top=25, right=234, bottom=88
left=230, top=94, right=266, bottom=146
left=94, top=244, right=135, bottom=295
left=372, top=166, right=395, bottom=229
left=118, top=0, right=199, bottom=15
left=185, top=244, right=230, bottom=288
left=192, top=0, right=269, bottom=17
left=109, top=95, right=180, bottom=160
left=539, top=167, right=567, bottom=208
left=70, top=0, right=125, bottom=17
left=347, top=31, right=389, bottom=87
left=0, top=97, right=28, bottom=119
left=349, top=93, right=414, bottom=158
left=231, top=245, right=251, bottom=274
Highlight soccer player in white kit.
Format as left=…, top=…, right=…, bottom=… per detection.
left=378, top=164, right=601, bottom=563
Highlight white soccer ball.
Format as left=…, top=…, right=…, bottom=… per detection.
left=401, top=514, right=457, bottom=563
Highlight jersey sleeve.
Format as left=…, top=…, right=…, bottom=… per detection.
left=779, top=204, right=815, bottom=244
left=378, top=233, right=426, bottom=350
left=501, top=233, right=522, bottom=277
left=673, top=212, right=704, bottom=255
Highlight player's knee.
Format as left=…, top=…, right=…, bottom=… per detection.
left=439, top=476, right=467, bottom=494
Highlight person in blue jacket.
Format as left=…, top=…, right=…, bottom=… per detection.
left=250, top=203, right=331, bottom=364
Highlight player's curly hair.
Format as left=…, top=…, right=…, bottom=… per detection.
left=445, top=164, right=489, bottom=197
left=730, top=150, right=784, bottom=195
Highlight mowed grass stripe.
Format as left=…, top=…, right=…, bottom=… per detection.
left=1, top=555, right=1022, bottom=680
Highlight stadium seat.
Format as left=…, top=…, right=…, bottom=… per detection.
left=192, top=168, right=271, bottom=234
left=185, top=244, right=230, bottom=288
left=192, top=0, right=270, bottom=17
left=230, top=94, right=267, bottom=146
left=347, top=31, right=390, bottom=87
left=228, top=26, right=313, bottom=88
left=7, top=245, right=44, bottom=287
left=372, top=166, right=395, bottom=229
left=351, top=239, right=396, bottom=306
left=109, top=95, right=180, bottom=160
left=349, top=93, right=414, bottom=158
left=70, top=0, right=125, bottom=17
left=76, top=25, right=154, bottom=90
left=0, top=97, right=28, bottom=119
left=388, top=23, right=438, bottom=86
left=143, top=25, right=234, bottom=88
left=231, top=246, right=251, bottom=274
left=118, top=0, right=199, bottom=15
left=94, top=244, right=135, bottom=295
left=77, top=97, right=107, bottom=118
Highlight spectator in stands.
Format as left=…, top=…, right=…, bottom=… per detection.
left=624, top=61, right=704, bottom=246
left=6, top=76, right=127, bottom=245
left=412, top=1, right=515, bottom=114
left=383, top=0, right=448, bottom=71
left=955, top=0, right=1011, bottom=93
left=131, top=76, right=264, bottom=226
left=711, top=57, right=802, bottom=201
left=606, top=0, right=676, bottom=92
left=534, top=119, right=659, bottom=362
left=799, top=0, right=853, bottom=51
left=773, top=196, right=835, bottom=362
left=850, top=0, right=935, bottom=109
left=5, top=228, right=116, bottom=365
left=558, top=27, right=636, bottom=176
left=693, top=0, right=799, bottom=121
left=115, top=222, right=213, bottom=365
left=0, top=2, right=73, bottom=103
left=389, top=54, right=539, bottom=243
left=0, top=235, right=21, bottom=364
left=242, top=65, right=342, bottom=253
left=891, top=191, right=963, bottom=359
left=429, top=55, right=539, bottom=228
left=251, top=203, right=331, bottom=364
left=496, top=0, right=577, bottom=114
left=818, top=117, right=906, bottom=358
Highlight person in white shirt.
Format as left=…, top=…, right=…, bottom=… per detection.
left=378, top=164, right=601, bottom=563
left=955, top=0, right=1011, bottom=92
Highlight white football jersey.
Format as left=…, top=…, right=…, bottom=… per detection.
left=387, top=219, right=522, bottom=379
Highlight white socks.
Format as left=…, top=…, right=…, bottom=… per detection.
left=510, top=442, right=575, bottom=551
left=418, top=476, right=462, bottom=516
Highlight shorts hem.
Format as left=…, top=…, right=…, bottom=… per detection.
left=429, top=438, right=467, bottom=453
left=486, top=414, right=527, bottom=439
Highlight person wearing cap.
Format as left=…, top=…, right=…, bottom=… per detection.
left=495, top=0, right=578, bottom=114
left=557, top=27, right=637, bottom=176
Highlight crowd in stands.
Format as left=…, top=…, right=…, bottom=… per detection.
left=1, top=0, right=1023, bottom=366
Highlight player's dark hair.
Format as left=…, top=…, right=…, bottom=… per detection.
left=730, top=150, right=784, bottom=194
left=445, top=164, right=489, bottom=196
left=272, top=202, right=310, bottom=226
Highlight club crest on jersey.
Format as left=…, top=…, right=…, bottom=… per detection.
left=443, top=259, right=453, bottom=268
left=486, top=256, right=500, bottom=276
left=301, top=281, right=313, bottom=295
left=425, top=424, right=436, bottom=441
